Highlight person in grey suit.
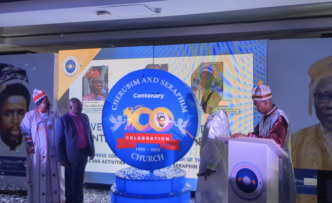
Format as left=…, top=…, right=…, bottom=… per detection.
left=55, top=98, right=95, bottom=203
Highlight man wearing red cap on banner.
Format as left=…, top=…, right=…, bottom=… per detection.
left=82, top=68, right=106, bottom=101
left=232, top=82, right=296, bottom=203
left=21, top=89, right=65, bottom=203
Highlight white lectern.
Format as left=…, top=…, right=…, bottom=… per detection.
left=218, top=136, right=288, bottom=203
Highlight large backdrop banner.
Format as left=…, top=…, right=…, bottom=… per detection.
left=0, top=38, right=329, bottom=199
left=58, top=41, right=267, bottom=189
left=0, top=53, right=58, bottom=189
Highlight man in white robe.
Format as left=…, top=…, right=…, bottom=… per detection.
left=21, top=89, right=65, bottom=203
left=196, top=89, right=230, bottom=203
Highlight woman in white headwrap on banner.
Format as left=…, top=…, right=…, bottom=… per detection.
left=21, top=89, right=65, bottom=203
left=196, top=89, right=230, bottom=203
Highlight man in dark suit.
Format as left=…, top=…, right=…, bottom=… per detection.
left=55, top=98, right=95, bottom=203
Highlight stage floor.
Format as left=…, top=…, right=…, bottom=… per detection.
left=0, top=188, right=195, bottom=203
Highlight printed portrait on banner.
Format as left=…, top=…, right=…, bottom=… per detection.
left=191, top=62, right=223, bottom=104
left=0, top=63, right=30, bottom=154
left=82, top=66, right=108, bottom=102
left=292, top=56, right=332, bottom=171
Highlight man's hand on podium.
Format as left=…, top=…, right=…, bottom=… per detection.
left=231, top=133, right=248, bottom=139
left=197, top=169, right=215, bottom=180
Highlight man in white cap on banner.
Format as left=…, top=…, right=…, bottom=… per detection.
left=196, top=89, right=230, bottom=203
left=21, top=89, right=65, bottom=203
left=232, top=81, right=296, bottom=203
left=291, top=56, right=332, bottom=203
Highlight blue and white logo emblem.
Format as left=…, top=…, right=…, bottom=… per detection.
left=102, top=69, right=199, bottom=171
left=231, top=162, right=263, bottom=200
left=62, top=56, right=79, bottom=77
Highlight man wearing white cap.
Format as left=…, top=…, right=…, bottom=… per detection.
left=232, top=81, right=296, bottom=203
left=21, top=89, right=65, bottom=203
left=196, top=89, right=230, bottom=203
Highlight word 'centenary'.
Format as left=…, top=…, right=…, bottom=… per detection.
left=133, top=93, right=165, bottom=99
left=112, top=77, right=188, bottom=112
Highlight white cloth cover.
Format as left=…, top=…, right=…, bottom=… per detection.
left=21, top=109, right=65, bottom=203
left=196, top=108, right=230, bottom=203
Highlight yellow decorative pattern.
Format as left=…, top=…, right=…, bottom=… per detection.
left=58, top=48, right=101, bottom=99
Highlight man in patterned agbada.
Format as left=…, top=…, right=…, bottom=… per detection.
left=232, top=82, right=296, bottom=203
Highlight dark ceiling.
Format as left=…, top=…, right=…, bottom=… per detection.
left=1, top=2, right=332, bottom=53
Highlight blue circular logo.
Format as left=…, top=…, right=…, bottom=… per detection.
left=231, top=163, right=263, bottom=200
left=62, top=56, right=79, bottom=77
left=102, top=69, right=199, bottom=171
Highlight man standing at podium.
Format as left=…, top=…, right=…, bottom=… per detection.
left=196, top=89, right=230, bottom=203
left=231, top=82, right=296, bottom=203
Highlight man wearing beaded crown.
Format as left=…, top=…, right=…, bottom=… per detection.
left=20, top=89, right=65, bottom=203
left=196, top=89, right=230, bottom=203
left=291, top=56, right=332, bottom=203
left=232, top=81, right=296, bottom=203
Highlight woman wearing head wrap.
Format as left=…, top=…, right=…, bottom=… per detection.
left=20, top=89, right=65, bottom=203
left=196, top=89, right=230, bottom=203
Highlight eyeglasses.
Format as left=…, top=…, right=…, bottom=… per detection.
left=315, top=93, right=332, bottom=103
